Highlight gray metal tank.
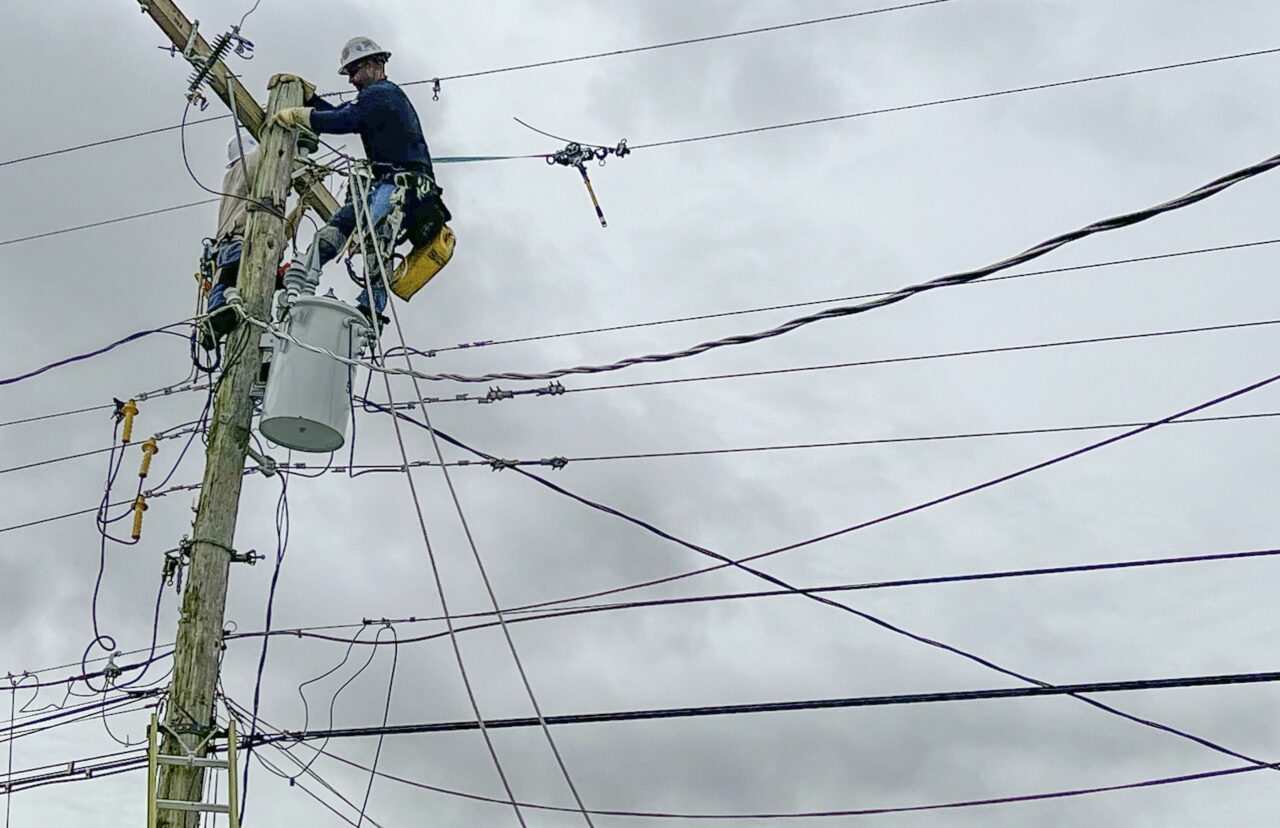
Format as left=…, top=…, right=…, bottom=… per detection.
left=259, top=296, right=369, bottom=453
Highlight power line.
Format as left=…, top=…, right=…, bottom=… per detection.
left=364, top=375, right=1280, bottom=770
left=0, top=1, right=954, bottom=172
left=402, top=238, right=1280, bottom=358
left=419, top=0, right=958, bottom=87
left=0, top=200, right=218, bottom=248
left=0, top=381, right=209, bottom=431
left=230, top=706, right=1277, bottom=821
left=0, top=323, right=193, bottom=388
left=630, top=46, right=1280, bottom=151
left=346, top=149, right=1280, bottom=385
left=311, top=410, right=1280, bottom=474
left=0, top=484, right=199, bottom=536
left=378, top=317, right=1280, bottom=407
left=8, top=45, right=1280, bottom=250
left=0, top=425, right=198, bottom=478
left=255, top=669, right=1280, bottom=743
left=226, top=547, right=1280, bottom=647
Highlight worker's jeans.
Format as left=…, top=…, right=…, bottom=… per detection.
left=329, top=180, right=398, bottom=313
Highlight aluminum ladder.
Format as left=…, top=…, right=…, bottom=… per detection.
left=146, top=712, right=240, bottom=827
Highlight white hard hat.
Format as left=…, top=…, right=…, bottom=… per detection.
left=338, top=36, right=391, bottom=75
left=226, top=134, right=258, bottom=167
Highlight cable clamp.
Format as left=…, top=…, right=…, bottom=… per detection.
left=432, top=78, right=441, bottom=101
left=487, top=458, right=518, bottom=472
left=537, top=381, right=566, bottom=397
left=246, top=444, right=278, bottom=478
left=542, top=457, right=569, bottom=470
left=481, top=386, right=514, bottom=404
left=102, top=651, right=123, bottom=686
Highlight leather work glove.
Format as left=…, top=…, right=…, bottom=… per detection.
left=268, top=73, right=316, bottom=101
left=271, top=106, right=314, bottom=130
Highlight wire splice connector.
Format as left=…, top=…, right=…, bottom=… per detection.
left=131, top=495, right=148, bottom=542
left=139, top=437, right=160, bottom=479
left=120, top=399, right=139, bottom=444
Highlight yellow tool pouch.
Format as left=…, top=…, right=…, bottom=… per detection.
left=390, top=225, right=456, bottom=301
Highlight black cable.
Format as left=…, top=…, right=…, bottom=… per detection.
left=239, top=470, right=291, bottom=821
left=368, top=369, right=1280, bottom=769
left=225, top=547, right=1280, bottom=648
left=355, top=627, right=398, bottom=828
left=396, top=238, right=1280, bottom=359
left=559, top=319, right=1280, bottom=398
left=231, top=704, right=1271, bottom=821
left=255, top=669, right=1280, bottom=744
left=180, top=98, right=286, bottom=220
left=412, top=148, right=1280, bottom=384
left=0, top=323, right=194, bottom=387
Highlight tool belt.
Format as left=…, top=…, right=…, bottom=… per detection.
left=388, top=170, right=452, bottom=250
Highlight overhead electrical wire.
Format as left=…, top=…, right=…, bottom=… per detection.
left=353, top=173, right=598, bottom=827
left=626, top=46, right=1280, bottom=152
left=0, top=483, right=200, bottom=536
left=332, top=409, right=1280, bottom=472
left=0, top=0, right=957, bottom=171
left=415, top=0, right=958, bottom=87
left=0, top=424, right=198, bottom=478
left=387, top=148, right=1280, bottom=384
left=0, top=322, right=196, bottom=388
left=255, top=669, right=1280, bottom=742
left=226, top=546, right=1280, bottom=648
left=367, top=372, right=1280, bottom=769
left=347, top=174, right=531, bottom=825
left=400, top=238, right=1280, bottom=359
left=7, top=45, right=1280, bottom=250
left=230, top=706, right=1280, bottom=821
left=419, top=370, right=1280, bottom=616
left=0, top=200, right=218, bottom=249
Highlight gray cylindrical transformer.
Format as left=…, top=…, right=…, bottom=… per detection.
left=259, top=296, right=368, bottom=453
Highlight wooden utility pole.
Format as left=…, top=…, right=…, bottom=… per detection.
left=135, top=3, right=353, bottom=820
left=153, top=77, right=301, bottom=823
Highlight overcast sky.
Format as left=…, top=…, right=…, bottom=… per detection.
left=4, top=0, right=1280, bottom=825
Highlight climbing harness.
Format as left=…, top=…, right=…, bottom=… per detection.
left=345, top=166, right=456, bottom=303
left=548, top=140, right=630, bottom=228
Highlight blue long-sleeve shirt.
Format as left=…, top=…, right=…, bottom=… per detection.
left=309, top=80, right=433, bottom=177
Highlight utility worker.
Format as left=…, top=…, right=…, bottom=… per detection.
left=269, top=37, right=441, bottom=325
left=201, top=134, right=304, bottom=348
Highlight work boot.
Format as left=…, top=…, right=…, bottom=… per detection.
left=355, top=282, right=389, bottom=334
left=201, top=283, right=239, bottom=349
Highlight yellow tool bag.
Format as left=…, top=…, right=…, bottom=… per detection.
left=390, top=224, right=456, bottom=301
left=389, top=183, right=455, bottom=301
